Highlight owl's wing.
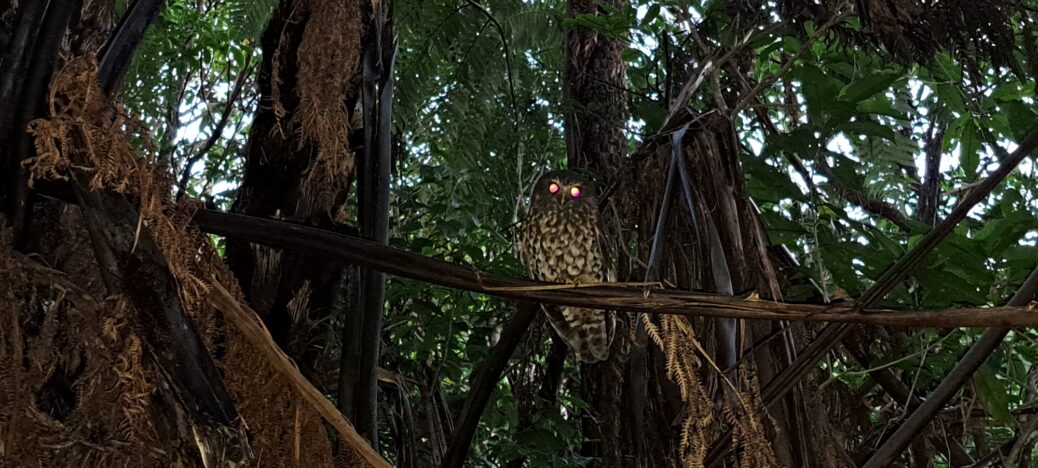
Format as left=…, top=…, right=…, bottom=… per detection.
left=596, top=202, right=619, bottom=283
left=516, top=220, right=530, bottom=269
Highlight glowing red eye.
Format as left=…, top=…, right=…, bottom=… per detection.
left=570, top=186, right=581, bottom=198
left=548, top=183, right=560, bottom=194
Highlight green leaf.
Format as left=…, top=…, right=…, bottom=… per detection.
left=795, top=63, right=845, bottom=122
left=856, top=96, right=902, bottom=119
left=838, top=71, right=902, bottom=103
left=932, top=52, right=963, bottom=82
left=622, top=48, right=642, bottom=63
left=934, top=83, right=966, bottom=114
left=989, top=81, right=1027, bottom=102
left=974, top=209, right=1038, bottom=256
left=742, top=155, right=807, bottom=203
left=642, top=4, right=661, bottom=24
left=1002, top=100, right=1038, bottom=141
left=632, top=102, right=667, bottom=132
left=974, top=365, right=1013, bottom=425
left=959, top=118, right=981, bottom=180
left=764, top=125, right=821, bottom=156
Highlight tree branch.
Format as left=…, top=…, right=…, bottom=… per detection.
left=441, top=303, right=538, bottom=468
left=175, top=54, right=254, bottom=200
left=816, top=152, right=912, bottom=231
left=861, top=266, right=1038, bottom=467
left=705, top=124, right=1038, bottom=466
left=97, top=0, right=165, bottom=94
left=462, top=0, right=519, bottom=129
left=189, top=209, right=1038, bottom=328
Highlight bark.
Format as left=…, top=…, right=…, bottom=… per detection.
left=1, top=0, right=81, bottom=244
left=565, top=0, right=628, bottom=174
left=1, top=0, right=254, bottom=463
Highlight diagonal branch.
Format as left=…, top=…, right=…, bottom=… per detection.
left=441, top=303, right=538, bottom=468
left=730, top=6, right=851, bottom=116
left=861, top=266, right=1038, bottom=467
left=97, top=0, right=165, bottom=94
left=816, top=152, right=912, bottom=230
left=208, top=281, right=391, bottom=468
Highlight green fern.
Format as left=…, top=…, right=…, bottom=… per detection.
left=226, top=0, right=279, bottom=42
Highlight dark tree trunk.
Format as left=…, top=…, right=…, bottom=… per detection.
left=224, top=0, right=396, bottom=453
left=563, top=1, right=630, bottom=466
left=347, top=3, right=395, bottom=445
left=564, top=0, right=628, bottom=175
left=224, top=0, right=364, bottom=382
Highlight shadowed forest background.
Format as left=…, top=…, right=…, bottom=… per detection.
left=2, top=0, right=1038, bottom=466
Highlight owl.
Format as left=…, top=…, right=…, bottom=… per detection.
left=519, top=170, right=614, bottom=363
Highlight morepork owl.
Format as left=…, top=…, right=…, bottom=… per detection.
left=519, top=170, right=614, bottom=363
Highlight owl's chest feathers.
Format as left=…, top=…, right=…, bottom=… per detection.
left=521, top=206, right=603, bottom=282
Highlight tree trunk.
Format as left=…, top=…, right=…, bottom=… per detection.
left=562, top=1, right=844, bottom=459
left=563, top=0, right=629, bottom=465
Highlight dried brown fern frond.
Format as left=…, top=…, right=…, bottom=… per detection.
left=726, top=372, right=779, bottom=468
left=24, top=57, right=215, bottom=330
left=652, top=314, right=713, bottom=467
left=21, top=54, right=352, bottom=466
left=0, top=248, right=169, bottom=465
left=294, top=0, right=363, bottom=218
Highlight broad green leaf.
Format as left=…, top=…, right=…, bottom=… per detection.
left=838, top=71, right=902, bottom=103
left=642, top=4, right=661, bottom=24
left=1002, top=100, right=1038, bottom=141
left=959, top=118, right=981, bottom=180
left=795, top=63, right=845, bottom=122
left=989, top=81, right=1027, bottom=102
left=632, top=102, right=667, bottom=132
left=934, top=83, right=966, bottom=114
left=932, top=52, right=963, bottom=82
left=974, top=365, right=1013, bottom=425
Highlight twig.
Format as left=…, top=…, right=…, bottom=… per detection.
left=176, top=54, right=255, bottom=200
left=483, top=281, right=662, bottom=291
left=441, top=303, right=537, bottom=468
left=816, top=150, right=912, bottom=230
left=730, top=6, right=850, bottom=116
left=462, top=0, right=519, bottom=129
left=707, top=124, right=1038, bottom=466
left=860, top=265, right=1038, bottom=467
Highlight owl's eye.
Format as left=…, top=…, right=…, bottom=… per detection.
left=569, top=186, right=581, bottom=199
left=548, top=182, right=560, bottom=194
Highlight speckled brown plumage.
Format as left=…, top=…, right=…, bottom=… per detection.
left=519, top=170, right=613, bottom=363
